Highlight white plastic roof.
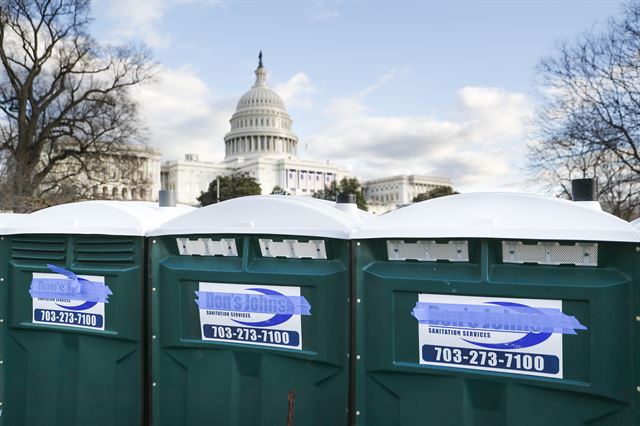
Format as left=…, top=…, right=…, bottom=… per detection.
left=631, top=217, right=640, bottom=232
left=0, top=213, right=26, bottom=235
left=3, top=201, right=195, bottom=236
left=149, top=195, right=373, bottom=239
left=352, top=192, right=640, bottom=243
left=275, top=196, right=373, bottom=226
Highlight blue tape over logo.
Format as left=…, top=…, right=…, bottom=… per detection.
left=195, top=289, right=311, bottom=316
left=412, top=302, right=587, bottom=335
left=29, top=264, right=113, bottom=304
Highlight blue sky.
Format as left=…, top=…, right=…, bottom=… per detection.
left=91, top=0, right=625, bottom=191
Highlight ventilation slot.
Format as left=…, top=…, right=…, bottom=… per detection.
left=502, top=241, right=597, bottom=266
left=387, top=240, right=469, bottom=262
left=11, top=237, right=66, bottom=263
left=259, top=239, right=327, bottom=259
left=176, top=238, right=238, bottom=257
left=76, top=237, right=136, bottom=264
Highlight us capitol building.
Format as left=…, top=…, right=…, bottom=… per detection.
left=160, top=54, right=451, bottom=212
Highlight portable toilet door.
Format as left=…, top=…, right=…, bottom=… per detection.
left=147, top=195, right=370, bottom=426
left=0, top=212, right=24, bottom=420
left=351, top=192, right=640, bottom=426
left=0, top=200, right=192, bottom=426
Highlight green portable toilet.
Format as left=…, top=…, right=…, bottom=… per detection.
left=0, top=212, right=24, bottom=417
left=0, top=200, right=193, bottom=426
left=147, top=195, right=370, bottom=426
left=351, top=192, right=640, bottom=426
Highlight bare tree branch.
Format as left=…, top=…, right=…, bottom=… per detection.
left=529, top=2, right=640, bottom=219
left=0, top=0, right=156, bottom=212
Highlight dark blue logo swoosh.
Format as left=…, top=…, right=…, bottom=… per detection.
left=55, top=301, right=98, bottom=311
left=462, top=301, right=552, bottom=349
left=231, top=288, right=293, bottom=327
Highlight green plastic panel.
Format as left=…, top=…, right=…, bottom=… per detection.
left=1, top=234, right=145, bottom=426
left=150, top=234, right=350, bottom=426
left=0, top=235, right=7, bottom=420
left=353, top=239, right=640, bottom=426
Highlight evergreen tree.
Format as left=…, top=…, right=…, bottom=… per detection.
left=313, top=177, right=368, bottom=211
left=271, top=185, right=290, bottom=195
left=197, top=173, right=261, bottom=206
left=413, top=186, right=458, bottom=203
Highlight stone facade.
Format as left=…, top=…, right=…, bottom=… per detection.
left=46, top=141, right=161, bottom=202
left=363, top=174, right=453, bottom=214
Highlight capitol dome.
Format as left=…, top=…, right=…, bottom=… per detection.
left=236, top=82, right=286, bottom=111
left=224, top=53, right=299, bottom=161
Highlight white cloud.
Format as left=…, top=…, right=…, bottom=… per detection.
left=305, top=1, right=341, bottom=21
left=357, top=68, right=399, bottom=97
left=133, top=66, right=532, bottom=193
left=131, top=66, right=235, bottom=161
left=274, top=72, right=317, bottom=110
left=455, top=86, right=531, bottom=143
left=319, top=67, right=400, bottom=119
left=103, top=0, right=223, bottom=48
left=303, top=85, right=533, bottom=192
left=106, top=1, right=171, bottom=48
